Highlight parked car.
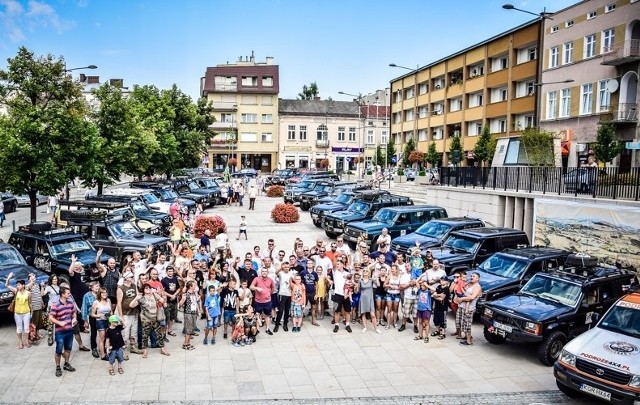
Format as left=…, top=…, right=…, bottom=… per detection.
left=0, top=242, right=50, bottom=313
left=129, top=182, right=196, bottom=213
left=391, top=217, right=485, bottom=256
left=309, top=190, right=388, bottom=228
left=404, top=169, right=417, bottom=181
left=16, top=194, right=48, bottom=207
left=563, top=168, right=597, bottom=193
left=554, top=291, right=640, bottom=403
left=1, top=193, right=18, bottom=213
left=480, top=254, right=634, bottom=365
left=231, top=168, right=258, bottom=179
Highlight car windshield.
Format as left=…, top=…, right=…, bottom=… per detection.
left=298, top=181, right=314, bottom=189
left=443, top=235, right=479, bottom=254
left=416, top=221, right=452, bottom=239
left=159, top=189, right=178, bottom=200
left=335, top=194, right=352, bottom=204
left=200, top=179, right=218, bottom=188
left=131, top=201, right=150, bottom=213
left=274, top=170, right=289, bottom=176
left=50, top=238, right=93, bottom=256
left=315, top=185, right=330, bottom=192
left=599, top=302, right=640, bottom=339
left=348, top=201, right=370, bottom=214
left=188, top=182, right=201, bottom=190
left=373, top=209, right=396, bottom=224
left=0, top=248, right=28, bottom=267
left=109, top=221, right=143, bottom=238
left=141, top=193, right=161, bottom=204
left=478, top=254, right=528, bottom=279
left=520, top=274, right=581, bottom=307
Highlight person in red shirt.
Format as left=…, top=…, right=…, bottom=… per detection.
left=450, top=270, right=468, bottom=338
left=250, top=268, right=275, bottom=335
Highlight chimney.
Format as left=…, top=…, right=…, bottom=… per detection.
left=250, top=50, right=255, bottom=63
left=265, top=56, right=274, bottom=65
left=87, top=76, right=100, bottom=84
left=79, top=73, right=86, bottom=83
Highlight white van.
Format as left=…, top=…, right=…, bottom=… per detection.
left=554, top=291, right=640, bottom=404
left=103, top=188, right=171, bottom=214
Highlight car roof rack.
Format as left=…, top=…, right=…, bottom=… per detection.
left=18, top=223, right=75, bottom=236
left=59, top=200, right=130, bottom=209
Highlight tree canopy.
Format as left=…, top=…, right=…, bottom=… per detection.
left=473, top=125, right=496, bottom=165
left=593, top=122, right=621, bottom=164
left=520, top=127, right=556, bottom=166
left=298, top=82, right=319, bottom=100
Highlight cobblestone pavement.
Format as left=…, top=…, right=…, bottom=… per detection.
left=0, top=187, right=596, bottom=404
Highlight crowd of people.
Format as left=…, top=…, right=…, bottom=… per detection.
left=5, top=183, right=483, bottom=379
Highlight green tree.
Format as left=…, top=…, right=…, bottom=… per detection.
left=298, top=82, right=319, bottom=100
left=449, top=132, right=462, bottom=165
left=85, top=82, right=144, bottom=194
left=473, top=125, right=494, bottom=165
left=520, top=127, right=557, bottom=166
left=593, top=122, right=621, bottom=164
left=386, top=137, right=397, bottom=166
left=402, top=137, right=416, bottom=167
left=0, top=47, right=100, bottom=221
left=375, top=145, right=384, bottom=167
left=128, top=85, right=168, bottom=177
left=424, top=142, right=441, bottom=167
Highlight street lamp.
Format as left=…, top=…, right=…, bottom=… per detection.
left=502, top=3, right=553, bottom=128
left=338, top=91, right=364, bottom=178
left=390, top=63, right=420, bottom=167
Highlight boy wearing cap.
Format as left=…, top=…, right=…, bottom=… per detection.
left=105, top=315, right=125, bottom=375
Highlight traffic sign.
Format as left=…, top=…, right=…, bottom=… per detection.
left=391, top=156, right=397, bottom=164
left=346, top=157, right=351, bottom=162
left=625, top=141, right=640, bottom=150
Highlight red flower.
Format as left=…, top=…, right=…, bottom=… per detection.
left=271, top=203, right=299, bottom=224
left=266, top=185, right=284, bottom=197
left=193, top=215, right=227, bottom=238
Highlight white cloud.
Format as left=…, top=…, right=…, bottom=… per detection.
left=1, top=0, right=23, bottom=15
left=9, top=26, right=25, bottom=41
left=26, top=0, right=72, bottom=33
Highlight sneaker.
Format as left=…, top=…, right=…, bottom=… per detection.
left=211, top=337, right=216, bottom=344
left=265, top=329, right=273, bottom=336
left=398, top=324, right=406, bottom=332
left=63, top=363, right=75, bottom=372
left=92, top=349, right=99, bottom=358
left=362, top=328, right=367, bottom=333
left=223, top=333, right=228, bottom=340
left=414, top=326, right=419, bottom=334
left=55, top=367, right=62, bottom=377
left=203, top=338, right=208, bottom=345
left=233, top=342, right=241, bottom=347
left=333, top=325, right=339, bottom=333
left=194, top=327, right=201, bottom=332
left=375, top=329, right=382, bottom=334
left=163, top=337, right=169, bottom=343
left=174, top=319, right=183, bottom=324
left=345, top=325, right=353, bottom=333
left=245, top=338, right=252, bottom=345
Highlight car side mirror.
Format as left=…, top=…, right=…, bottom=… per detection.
left=591, top=312, right=600, bottom=323
left=478, top=249, right=488, bottom=256
left=108, top=236, right=114, bottom=242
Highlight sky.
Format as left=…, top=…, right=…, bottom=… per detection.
left=0, top=0, right=579, bottom=103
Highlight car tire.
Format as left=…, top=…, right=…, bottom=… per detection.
left=347, top=241, right=357, bottom=251
left=325, top=231, right=337, bottom=239
left=312, top=219, right=321, bottom=228
left=537, top=331, right=567, bottom=366
left=29, top=221, right=53, bottom=232
left=556, top=381, right=582, bottom=398
left=300, top=203, right=310, bottom=211
left=11, top=201, right=17, bottom=212
left=483, top=326, right=506, bottom=344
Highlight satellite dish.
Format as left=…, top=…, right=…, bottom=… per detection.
left=606, top=79, right=619, bottom=93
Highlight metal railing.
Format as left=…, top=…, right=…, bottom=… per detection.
left=602, top=39, right=640, bottom=64
left=602, top=103, right=638, bottom=122
left=438, top=166, right=640, bottom=201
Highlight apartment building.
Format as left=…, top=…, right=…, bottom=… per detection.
left=359, top=89, right=392, bottom=168
left=200, top=54, right=279, bottom=172
left=390, top=21, right=540, bottom=167
left=278, top=99, right=361, bottom=173
left=540, top=0, right=639, bottom=170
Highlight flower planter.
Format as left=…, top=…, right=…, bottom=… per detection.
left=418, top=176, right=429, bottom=185
left=395, top=175, right=407, bottom=183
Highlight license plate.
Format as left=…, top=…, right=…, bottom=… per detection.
left=493, top=321, right=513, bottom=333
left=311, top=214, right=318, bottom=219
left=579, top=384, right=611, bottom=401
left=345, top=235, right=357, bottom=242
left=333, top=227, right=342, bottom=232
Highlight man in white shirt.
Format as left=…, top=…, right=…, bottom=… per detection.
left=335, top=237, right=352, bottom=259
left=312, top=247, right=333, bottom=273
left=377, top=228, right=392, bottom=248
left=131, top=249, right=150, bottom=284
left=274, top=262, right=293, bottom=332
left=248, top=185, right=258, bottom=210
left=398, top=262, right=418, bottom=333
left=419, top=260, right=447, bottom=286
left=261, top=239, right=277, bottom=260
left=330, top=261, right=352, bottom=333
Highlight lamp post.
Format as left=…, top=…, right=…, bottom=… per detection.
left=390, top=63, right=419, bottom=168
left=502, top=4, right=553, bottom=128
left=338, top=91, right=364, bottom=178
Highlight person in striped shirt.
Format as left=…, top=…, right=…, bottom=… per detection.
left=49, top=287, right=77, bottom=377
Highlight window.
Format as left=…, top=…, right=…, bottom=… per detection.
left=581, top=83, right=593, bottom=115
left=418, top=129, right=427, bottom=141
left=316, top=124, right=327, bottom=141
left=528, top=47, right=537, bottom=61
left=241, top=113, right=257, bottom=123
left=526, top=82, right=536, bottom=96
left=598, top=80, right=611, bottom=112
left=261, top=133, right=273, bottom=142
left=469, top=65, right=484, bottom=77
left=605, top=3, right=615, bottom=12
left=241, top=76, right=258, bottom=86
left=500, top=88, right=508, bottom=101
left=262, top=95, right=273, bottom=105
left=587, top=10, right=596, bottom=19
left=220, top=113, right=235, bottom=123
left=551, top=25, right=559, bottom=33
left=240, top=132, right=257, bottom=142
left=419, top=83, right=429, bottom=95
left=418, top=106, right=429, bottom=118
left=261, top=114, right=272, bottom=124
left=469, top=93, right=483, bottom=108
left=560, top=88, right=571, bottom=118
left=499, top=119, right=507, bottom=133
left=262, top=76, right=273, bottom=86
left=550, top=46, right=559, bottom=68
left=450, top=98, right=462, bottom=111
left=406, top=87, right=415, bottom=99
left=393, top=91, right=402, bottom=103
left=405, top=109, right=414, bottom=121
left=563, top=42, right=574, bottom=64
left=338, top=126, right=345, bottom=142
left=348, top=127, right=356, bottom=142
left=468, top=121, right=483, bottom=136
left=547, top=91, right=557, bottom=119
left=381, top=131, right=388, bottom=145
left=602, top=28, right=615, bottom=53
left=584, top=34, right=596, bottom=58
left=299, top=125, right=307, bottom=141
left=287, top=125, right=296, bottom=141
left=367, top=130, right=375, bottom=145
left=566, top=20, right=574, bottom=28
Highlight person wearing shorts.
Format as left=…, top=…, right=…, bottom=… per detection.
left=204, top=285, right=220, bottom=345
left=415, top=281, right=433, bottom=342
left=220, top=279, right=239, bottom=340
left=49, top=287, right=76, bottom=377
left=250, top=268, right=275, bottom=335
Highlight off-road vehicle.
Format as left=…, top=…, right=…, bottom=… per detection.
left=309, top=190, right=388, bottom=228
left=299, top=181, right=360, bottom=211
left=85, top=195, right=172, bottom=235
left=480, top=254, right=635, bottom=366
left=0, top=243, right=49, bottom=312
left=391, top=217, right=485, bottom=256
left=129, top=181, right=197, bottom=212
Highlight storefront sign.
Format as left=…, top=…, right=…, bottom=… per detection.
left=284, top=145, right=312, bottom=152
left=332, top=147, right=364, bottom=153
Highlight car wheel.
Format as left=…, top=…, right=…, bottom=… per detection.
left=556, top=381, right=582, bottom=398
left=10, top=202, right=17, bottom=213
left=483, top=326, right=506, bottom=344
left=325, top=231, right=337, bottom=239
left=300, top=203, right=310, bottom=211
left=537, top=331, right=567, bottom=366
left=347, top=240, right=357, bottom=251
left=312, top=219, right=321, bottom=228
left=58, top=273, right=70, bottom=287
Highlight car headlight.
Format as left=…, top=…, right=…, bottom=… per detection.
left=629, top=375, right=640, bottom=388
left=312, top=197, right=319, bottom=202
left=0, top=291, right=14, bottom=300
left=559, top=350, right=576, bottom=367
left=154, top=219, right=163, bottom=224
left=483, top=308, right=493, bottom=319
left=524, top=322, right=541, bottom=335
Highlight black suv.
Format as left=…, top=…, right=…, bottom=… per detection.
left=321, top=192, right=413, bottom=238
left=65, top=210, right=171, bottom=267
left=0, top=243, right=49, bottom=313
left=86, top=195, right=172, bottom=236
left=284, top=179, right=327, bottom=204
left=8, top=222, right=111, bottom=285
left=391, top=217, right=485, bottom=256
left=129, top=182, right=197, bottom=212
left=344, top=205, right=448, bottom=250
left=480, top=254, right=635, bottom=365
left=191, top=177, right=223, bottom=204
left=299, top=181, right=360, bottom=211
left=310, top=190, right=388, bottom=228
left=167, top=177, right=219, bottom=207
left=431, top=227, right=529, bottom=274
left=474, top=246, right=571, bottom=310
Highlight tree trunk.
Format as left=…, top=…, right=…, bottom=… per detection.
left=97, top=180, right=104, bottom=195
left=29, top=190, right=38, bottom=223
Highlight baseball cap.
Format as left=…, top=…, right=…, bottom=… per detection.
left=123, top=271, right=134, bottom=279
left=108, top=315, right=120, bottom=324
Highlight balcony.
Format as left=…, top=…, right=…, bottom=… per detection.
left=209, top=137, right=238, bottom=149
left=602, top=40, right=640, bottom=66
left=599, top=103, right=638, bottom=124
left=208, top=121, right=237, bottom=131
left=316, top=139, right=330, bottom=148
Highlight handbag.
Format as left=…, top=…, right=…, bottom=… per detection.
left=8, top=298, right=15, bottom=313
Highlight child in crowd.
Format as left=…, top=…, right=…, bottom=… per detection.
left=432, top=276, right=450, bottom=339
left=415, top=280, right=433, bottom=343
left=238, top=279, right=252, bottom=309
left=105, top=315, right=125, bottom=375
left=315, top=266, right=328, bottom=320
left=350, top=272, right=362, bottom=323
left=236, top=215, right=248, bottom=240
left=344, top=273, right=354, bottom=302
left=204, top=285, right=220, bottom=345
left=221, top=279, right=240, bottom=340
left=289, top=275, right=306, bottom=332
left=409, top=247, right=424, bottom=292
